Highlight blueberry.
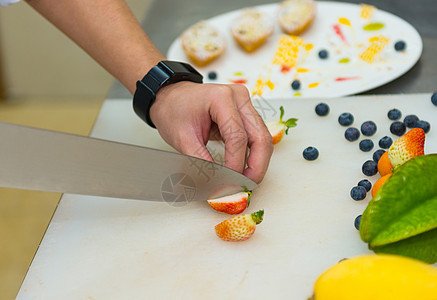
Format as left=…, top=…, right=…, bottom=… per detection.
left=362, top=160, right=378, bottom=176
left=350, top=186, right=367, bottom=201
left=361, top=121, right=377, bottom=136
left=303, top=146, right=319, bottom=161
left=387, top=108, right=402, bottom=120
left=432, top=93, right=437, bottom=106
left=345, top=127, right=360, bottom=142
left=315, top=103, right=330, bottom=116
left=318, top=49, right=329, bottom=59
left=338, top=112, right=354, bottom=126
left=390, top=121, right=406, bottom=136
left=373, top=149, right=386, bottom=163
left=404, top=114, right=419, bottom=128
left=414, top=120, right=431, bottom=133
left=354, top=215, right=362, bottom=230
left=208, top=71, right=217, bottom=80
left=358, top=179, right=372, bottom=192
left=378, top=136, right=393, bottom=149
left=359, top=139, right=374, bottom=152
left=291, top=80, right=301, bottom=90
left=394, top=41, right=406, bottom=51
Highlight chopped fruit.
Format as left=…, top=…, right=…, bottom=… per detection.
left=390, top=121, right=406, bottom=136
left=315, top=103, right=330, bottom=116
left=387, top=108, right=402, bottom=120
left=207, top=191, right=251, bottom=215
left=345, top=127, right=360, bottom=142
left=208, top=71, right=218, bottom=80
left=359, top=139, right=374, bottom=152
left=361, top=121, right=377, bottom=136
left=378, top=136, right=393, bottom=149
left=377, top=151, right=393, bottom=176
left=431, top=93, right=437, bottom=106
left=303, top=146, right=319, bottom=161
left=394, top=40, right=407, bottom=51
left=318, top=49, right=329, bottom=59
left=372, top=149, right=386, bottom=163
left=414, top=120, right=430, bottom=133
left=354, top=215, right=362, bottom=230
left=350, top=186, right=367, bottom=201
left=266, top=106, right=298, bottom=144
left=338, top=112, right=354, bottom=126
left=388, top=128, right=425, bottom=168
left=362, top=160, right=378, bottom=176
left=291, top=79, right=301, bottom=90
left=215, top=210, right=264, bottom=242
left=358, top=179, right=372, bottom=192
left=404, top=114, right=419, bottom=128
left=371, top=173, right=392, bottom=197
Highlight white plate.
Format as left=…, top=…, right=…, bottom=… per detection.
left=167, top=1, right=423, bottom=98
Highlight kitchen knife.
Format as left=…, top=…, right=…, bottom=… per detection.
left=0, top=121, right=257, bottom=203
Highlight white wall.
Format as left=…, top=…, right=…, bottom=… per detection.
left=0, top=0, right=152, bottom=99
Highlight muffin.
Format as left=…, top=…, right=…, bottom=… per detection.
left=181, top=21, right=226, bottom=67
left=231, top=8, right=275, bottom=52
left=278, top=0, right=316, bottom=35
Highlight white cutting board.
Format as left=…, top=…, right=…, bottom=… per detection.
left=17, top=94, right=437, bottom=299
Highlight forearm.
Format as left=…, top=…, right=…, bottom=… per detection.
left=25, top=0, right=165, bottom=94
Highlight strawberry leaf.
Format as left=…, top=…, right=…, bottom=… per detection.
left=279, top=106, right=285, bottom=122
left=284, top=118, right=298, bottom=134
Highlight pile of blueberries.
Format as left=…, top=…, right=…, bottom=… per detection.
left=313, top=93, right=437, bottom=230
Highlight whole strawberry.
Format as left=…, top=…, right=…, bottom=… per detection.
left=207, top=191, right=251, bottom=215
left=388, top=128, right=425, bottom=168
left=215, top=210, right=264, bottom=241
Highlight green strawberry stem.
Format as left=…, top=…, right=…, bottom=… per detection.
left=243, top=187, right=252, bottom=208
left=279, top=106, right=298, bottom=135
left=251, top=210, right=264, bottom=225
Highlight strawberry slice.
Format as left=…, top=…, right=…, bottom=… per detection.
left=266, top=106, right=298, bottom=144
left=207, top=191, right=251, bottom=215
left=388, top=128, right=425, bottom=168
left=215, top=210, right=264, bottom=241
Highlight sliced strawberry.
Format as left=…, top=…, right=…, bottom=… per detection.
left=388, top=128, right=425, bottom=168
left=215, top=210, right=264, bottom=241
left=207, top=191, right=251, bottom=215
left=266, top=106, right=298, bottom=144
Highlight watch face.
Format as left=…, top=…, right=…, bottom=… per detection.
left=160, top=61, right=200, bottom=76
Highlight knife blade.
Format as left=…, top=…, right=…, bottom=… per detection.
left=0, top=121, right=257, bottom=203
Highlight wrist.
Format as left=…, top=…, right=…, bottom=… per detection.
left=133, top=61, right=203, bottom=128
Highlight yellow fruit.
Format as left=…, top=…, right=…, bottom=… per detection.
left=312, top=254, right=437, bottom=300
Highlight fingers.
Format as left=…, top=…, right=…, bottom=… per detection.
left=231, top=85, right=273, bottom=183
left=209, top=86, right=248, bottom=174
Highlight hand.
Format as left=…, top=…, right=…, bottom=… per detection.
left=149, top=81, right=273, bottom=183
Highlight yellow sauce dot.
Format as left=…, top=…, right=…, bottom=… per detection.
left=294, top=92, right=302, bottom=96
left=297, top=68, right=309, bottom=73
left=339, top=18, right=351, bottom=26
left=266, top=80, right=275, bottom=90
left=308, top=82, right=319, bottom=88
left=339, top=58, right=350, bottom=63
left=305, top=43, right=313, bottom=51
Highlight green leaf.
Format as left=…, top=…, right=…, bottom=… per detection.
left=360, top=154, right=437, bottom=258
left=279, top=106, right=285, bottom=123
left=371, top=226, right=437, bottom=264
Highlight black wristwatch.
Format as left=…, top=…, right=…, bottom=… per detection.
left=133, top=60, right=203, bottom=128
